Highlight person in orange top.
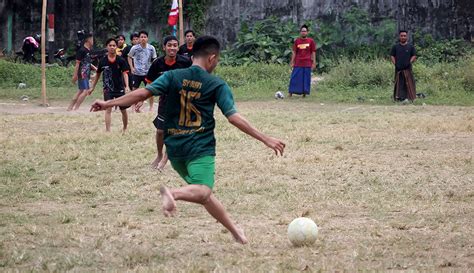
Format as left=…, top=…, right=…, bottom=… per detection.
left=178, top=30, right=196, bottom=59
left=289, top=25, right=316, bottom=98
left=88, top=38, right=131, bottom=132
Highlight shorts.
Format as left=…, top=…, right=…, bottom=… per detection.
left=132, top=75, right=147, bottom=89
left=170, top=156, right=215, bottom=189
left=153, top=96, right=167, bottom=130
left=78, top=79, right=90, bottom=90
left=104, top=90, right=130, bottom=110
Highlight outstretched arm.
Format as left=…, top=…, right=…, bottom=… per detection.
left=88, top=71, right=101, bottom=95
left=90, top=88, right=152, bottom=112
left=227, top=113, right=285, bottom=156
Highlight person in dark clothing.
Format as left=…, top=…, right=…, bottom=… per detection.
left=122, top=32, right=139, bottom=61
left=122, top=32, right=139, bottom=89
left=69, top=33, right=96, bottom=111
left=391, top=30, right=417, bottom=102
left=145, top=35, right=192, bottom=170
left=88, top=38, right=131, bottom=132
left=177, top=30, right=196, bottom=59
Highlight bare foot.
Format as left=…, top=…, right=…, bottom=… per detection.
left=122, top=128, right=127, bottom=135
left=232, top=228, right=248, bottom=244
left=159, top=186, right=176, bottom=217
left=151, top=155, right=162, bottom=169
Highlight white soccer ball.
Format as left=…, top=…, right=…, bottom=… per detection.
left=287, top=217, right=319, bottom=246
left=274, top=91, right=284, bottom=99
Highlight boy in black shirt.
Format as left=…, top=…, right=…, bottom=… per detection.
left=122, top=33, right=140, bottom=91
left=145, top=35, right=192, bottom=170
left=69, top=33, right=96, bottom=111
left=89, top=38, right=131, bottom=132
left=390, top=30, right=417, bottom=102
left=177, top=30, right=196, bottom=59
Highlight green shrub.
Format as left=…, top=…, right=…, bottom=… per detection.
left=0, top=59, right=74, bottom=88
left=461, top=55, right=474, bottom=92
left=319, top=55, right=474, bottom=105
left=324, top=58, right=393, bottom=88
left=223, top=7, right=397, bottom=70
left=215, top=63, right=290, bottom=100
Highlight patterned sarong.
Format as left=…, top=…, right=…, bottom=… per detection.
left=394, top=69, right=416, bottom=101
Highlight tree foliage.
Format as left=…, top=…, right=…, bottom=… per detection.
left=222, top=7, right=397, bottom=69
left=93, top=0, right=121, bottom=43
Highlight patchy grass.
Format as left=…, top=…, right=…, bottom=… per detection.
left=0, top=101, right=473, bottom=271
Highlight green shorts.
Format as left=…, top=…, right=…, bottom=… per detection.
left=170, top=156, right=215, bottom=189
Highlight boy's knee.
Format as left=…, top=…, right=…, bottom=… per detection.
left=197, top=186, right=212, bottom=204
left=156, top=129, right=164, bottom=137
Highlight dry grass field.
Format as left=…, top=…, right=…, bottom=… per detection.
left=0, top=100, right=473, bottom=272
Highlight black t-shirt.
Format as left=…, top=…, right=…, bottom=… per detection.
left=177, top=44, right=193, bottom=59
left=97, top=55, right=130, bottom=93
left=76, top=46, right=92, bottom=80
left=390, top=43, right=416, bottom=71
left=122, top=45, right=133, bottom=61
left=146, top=55, right=192, bottom=83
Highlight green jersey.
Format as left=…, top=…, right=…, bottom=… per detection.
left=146, top=65, right=237, bottom=161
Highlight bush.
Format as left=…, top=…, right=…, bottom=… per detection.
left=318, top=55, right=474, bottom=105
left=222, top=7, right=397, bottom=70
left=0, top=59, right=74, bottom=88
left=324, top=58, right=393, bottom=88
left=461, top=55, right=474, bottom=92
left=215, top=63, right=290, bottom=100
left=414, top=33, right=472, bottom=64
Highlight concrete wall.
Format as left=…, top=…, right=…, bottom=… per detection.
left=0, top=0, right=472, bottom=52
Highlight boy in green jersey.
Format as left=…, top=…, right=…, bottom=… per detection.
left=91, top=36, right=286, bottom=244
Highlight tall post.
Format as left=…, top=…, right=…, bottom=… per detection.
left=7, top=13, right=13, bottom=53
left=178, top=0, right=184, bottom=45
left=41, top=0, right=49, bottom=107
left=47, top=0, right=55, bottom=64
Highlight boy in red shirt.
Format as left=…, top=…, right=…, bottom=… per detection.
left=289, top=25, right=316, bottom=97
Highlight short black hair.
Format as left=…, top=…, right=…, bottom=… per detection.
left=130, top=32, right=139, bottom=40
left=399, top=30, right=408, bottom=34
left=116, top=34, right=125, bottom=40
left=300, top=24, right=309, bottom=31
left=138, top=31, right=148, bottom=37
left=192, top=36, right=220, bottom=58
left=184, top=30, right=195, bottom=37
left=163, top=35, right=178, bottom=46
left=106, top=38, right=117, bottom=46
left=83, top=33, right=93, bottom=44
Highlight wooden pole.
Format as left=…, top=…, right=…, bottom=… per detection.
left=41, top=0, right=49, bottom=106
left=178, top=0, right=184, bottom=45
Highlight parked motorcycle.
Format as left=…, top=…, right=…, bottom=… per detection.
left=14, top=47, right=69, bottom=66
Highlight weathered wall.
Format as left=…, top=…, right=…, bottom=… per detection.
left=0, top=0, right=92, bottom=52
left=205, top=0, right=473, bottom=45
left=0, top=0, right=472, bottom=52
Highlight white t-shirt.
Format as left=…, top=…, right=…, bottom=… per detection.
left=128, top=44, right=157, bottom=76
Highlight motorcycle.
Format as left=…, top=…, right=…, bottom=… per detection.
left=14, top=47, right=70, bottom=66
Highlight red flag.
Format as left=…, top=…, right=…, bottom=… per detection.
left=168, top=0, right=179, bottom=26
